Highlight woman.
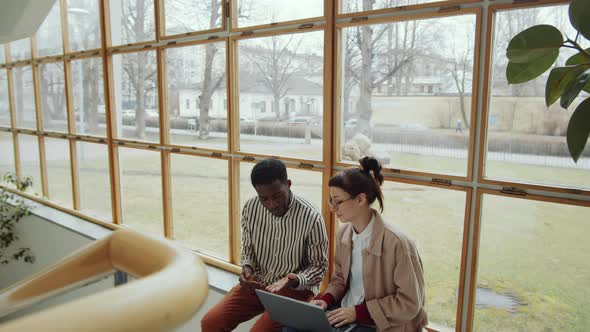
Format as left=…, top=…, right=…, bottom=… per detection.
left=286, top=157, right=428, bottom=332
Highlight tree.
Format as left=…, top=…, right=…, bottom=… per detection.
left=246, top=35, right=304, bottom=120
left=164, top=0, right=224, bottom=139
left=344, top=0, right=422, bottom=135
left=40, top=63, right=66, bottom=128
left=444, top=24, right=475, bottom=130
left=120, top=0, right=156, bottom=139
left=68, top=0, right=103, bottom=134
left=198, top=0, right=224, bottom=139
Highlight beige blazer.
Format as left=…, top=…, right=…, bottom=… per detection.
left=325, top=210, right=428, bottom=332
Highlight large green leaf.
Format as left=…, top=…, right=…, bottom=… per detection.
left=546, top=65, right=590, bottom=106
left=567, top=98, right=590, bottom=162
left=566, top=50, right=590, bottom=93
left=546, top=67, right=570, bottom=106
left=566, top=48, right=590, bottom=65
left=569, top=0, right=590, bottom=41
left=506, top=25, right=562, bottom=63
left=560, top=68, right=590, bottom=109
left=507, top=51, right=557, bottom=84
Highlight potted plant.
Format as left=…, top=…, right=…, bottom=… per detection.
left=505, top=0, right=590, bottom=162
left=1, top=172, right=35, bottom=265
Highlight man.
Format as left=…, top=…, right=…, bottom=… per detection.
left=202, top=158, right=329, bottom=332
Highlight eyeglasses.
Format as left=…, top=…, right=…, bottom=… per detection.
left=328, top=196, right=354, bottom=209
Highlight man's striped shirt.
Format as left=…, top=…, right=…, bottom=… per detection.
left=241, top=192, right=328, bottom=294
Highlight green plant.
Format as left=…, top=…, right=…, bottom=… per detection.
left=0, top=172, right=35, bottom=265
left=506, top=0, right=590, bottom=162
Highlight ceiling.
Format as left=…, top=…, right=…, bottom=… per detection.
left=0, top=0, right=56, bottom=44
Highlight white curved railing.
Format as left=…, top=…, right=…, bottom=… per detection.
left=0, top=229, right=208, bottom=332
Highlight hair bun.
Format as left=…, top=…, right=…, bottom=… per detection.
left=359, top=156, right=384, bottom=186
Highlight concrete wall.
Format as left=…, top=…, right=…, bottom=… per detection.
left=0, top=213, right=98, bottom=289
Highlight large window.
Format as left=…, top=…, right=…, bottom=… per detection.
left=67, top=0, right=102, bottom=52
left=110, top=0, right=155, bottom=46
left=9, top=38, right=31, bottom=62
left=36, top=1, right=63, bottom=57
left=237, top=30, right=325, bottom=161
left=119, top=147, right=163, bottom=235
left=381, top=181, right=467, bottom=329
left=0, top=69, right=10, bottom=126
left=171, top=154, right=229, bottom=259
left=234, top=0, right=324, bottom=28
left=39, top=62, right=68, bottom=132
left=44, top=138, right=73, bottom=208
left=339, top=14, right=477, bottom=176
left=0, top=132, right=15, bottom=178
left=112, top=51, right=159, bottom=142
left=12, top=66, right=36, bottom=129
left=165, top=41, right=228, bottom=150
left=1, top=2, right=588, bottom=330
left=339, top=0, right=448, bottom=14
left=18, top=134, right=42, bottom=195
left=76, top=141, right=112, bottom=220
left=474, top=194, right=590, bottom=331
left=71, top=57, right=106, bottom=136
left=163, top=0, right=223, bottom=36
left=484, top=4, right=590, bottom=189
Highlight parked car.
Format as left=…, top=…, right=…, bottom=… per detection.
left=288, top=116, right=320, bottom=125
left=344, top=118, right=358, bottom=128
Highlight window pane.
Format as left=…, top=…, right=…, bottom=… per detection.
left=12, top=66, right=36, bottom=129
left=113, top=51, right=159, bottom=142
left=71, top=58, right=106, bottom=136
left=67, top=0, right=102, bottom=52
left=474, top=194, right=590, bottom=331
left=110, top=0, right=155, bottom=46
left=485, top=5, right=590, bottom=189
left=238, top=31, right=324, bottom=160
left=77, top=142, right=112, bottom=221
left=36, top=1, right=63, bottom=57
left=0, top=69, right=10, bottom=126
left=381, top=181, right=466, bottom=330
left=236, top=0, right=323, bottom=28
left=340, top=0, right=444, bottom=14
left=0, top=45, right=5, bottom=64
left=9, top=38, right=31, bottom=61
left=166, top=42, right=227, bottom=150
left=45, top=138, right=73, bottom=208
left=164, top=0, right=223, bottom=35
left=239, top=162, right=323, bottom=215
left=340, top=15, right=476, bottom=176
left=39, top=63, right=68, bottom=132
left=171, top=154, right=229, bottom=260
left=0, top=132, right=15, bottom=179
left=119, top=147, right=163, bottom=236
left=18, top=134, right=42, bottom=195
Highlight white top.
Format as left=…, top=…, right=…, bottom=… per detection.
left=341, top=213, right=375, bottom=308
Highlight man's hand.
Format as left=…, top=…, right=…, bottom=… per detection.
left=239, top=265, right=263, bottom=290
left=327, top=307, right=356, bottom=327
left=265, top=273, right=299, bottom=293
left=310, top=299, right=328, bottom=311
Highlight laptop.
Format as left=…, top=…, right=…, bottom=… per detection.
left=255, top=289, right=356, bottom=332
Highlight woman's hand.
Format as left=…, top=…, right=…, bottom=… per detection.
left=310, top=299, right=328, bottom=310
left=327, top=307, right=357, bottom=327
